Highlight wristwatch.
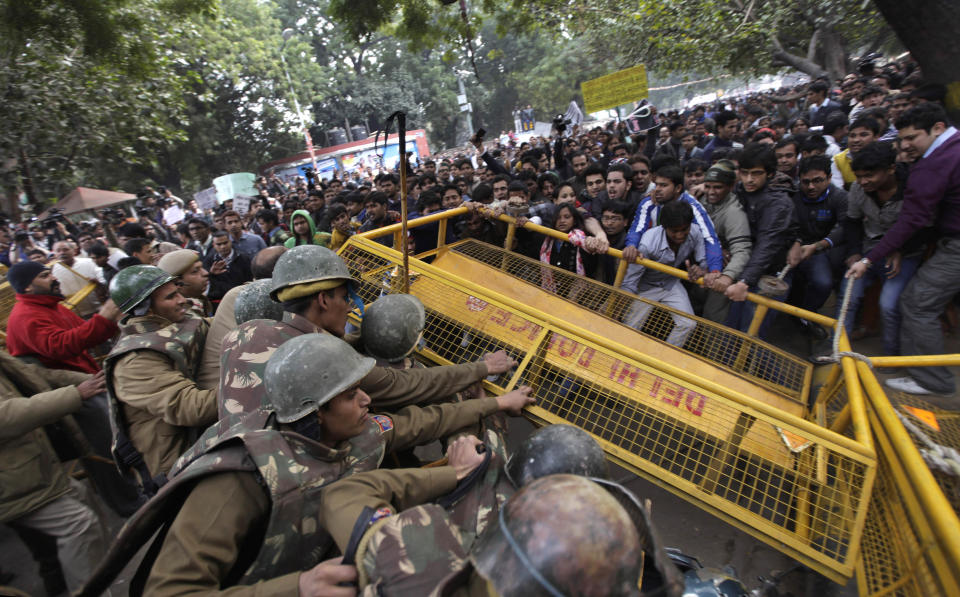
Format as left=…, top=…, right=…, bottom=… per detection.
left=859, top=257, right=872, bottom=266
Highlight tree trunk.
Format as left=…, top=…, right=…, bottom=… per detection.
left=818, top=25, right=848, bottom=83
left=17, top=145, right=40, bottom=209
left=872, top=0, right=960, bottom=123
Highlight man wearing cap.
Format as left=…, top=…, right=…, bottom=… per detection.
left=219, top=245, right=517, bottom=418
left=5, top=261, right=144, bottom=516
left=6, top=261, right=121, bottom=373
left=104, top=264, right=218, bottom=494
left=157, top=248, right=213, bottom=315
left=696, top=160, right=753, bottom=323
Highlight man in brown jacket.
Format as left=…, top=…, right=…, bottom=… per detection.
left=0, top=351, right=109, bottom=593
left=104, top=264, right=218, bottom=494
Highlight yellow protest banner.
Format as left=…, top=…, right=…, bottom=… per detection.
left=580, top=65, right=649, bottom=114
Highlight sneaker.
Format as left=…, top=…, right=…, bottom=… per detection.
left=885, top=376, right=935, bottom=396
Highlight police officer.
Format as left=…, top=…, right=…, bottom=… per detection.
left=219, top=244, right=516, bottom=417
left=104, top=264, right=217, bottom=494
left=233, top=278, right=284, bottom=324
left=81, top=332, right=535, bottom=597
left=323, top=472, right=683, bottom=596
left=156, top=248, right=212, bottom=315
left=360, top=293, right=425, bottom=368
left=196, top=245, right=286, bottom=390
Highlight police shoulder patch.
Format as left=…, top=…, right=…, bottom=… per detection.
left=372, top=415, right=394, bottom=433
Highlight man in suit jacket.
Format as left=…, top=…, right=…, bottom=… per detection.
left=806, top=80, right=844, bottom=127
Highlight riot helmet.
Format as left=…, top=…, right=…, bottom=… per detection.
left=505, top=424, right=608, bottom=487
left=361, top=293, right=425, bottom=362
left=471, top=474, right=644, bottom=597
left=109, top=265, right=175, bottom=314
left=235, top=279, right=284, bottom=324
left=269, top=245, right=354, bottom=302
left=263, top=333, right=375, bottom=423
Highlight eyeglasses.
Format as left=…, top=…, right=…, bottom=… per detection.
left=800, top=177, right=827, bottom=186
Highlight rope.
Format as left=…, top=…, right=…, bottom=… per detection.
left=814, top=276, right=874, bottom=367
left=896, top=410, right=960, bottom=477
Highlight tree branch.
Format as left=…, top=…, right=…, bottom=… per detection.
left=770, top=35, right=827, bottom=78
left=807, top=27, right=820, bottom=62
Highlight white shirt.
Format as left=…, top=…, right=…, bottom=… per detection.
left=52, top=257, right=105, bottom=316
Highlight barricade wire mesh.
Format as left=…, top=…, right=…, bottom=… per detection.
left=857, top=403, right=952, bottom=597
left=883, top=393, right=960, bottom=512
left=810, top=372, right=960, bottom=595
left=450, top=239, right=811, bottom=401
left=339, top=236, right=875, bottom=581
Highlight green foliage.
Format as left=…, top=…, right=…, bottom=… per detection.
left=0, top=1, right=201, bottom=205
left=0, top=0, right=216, bottom=77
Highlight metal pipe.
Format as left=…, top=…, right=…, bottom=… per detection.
left=869, top=354, right=960, bottom=367
left=838, top=333, right=873, bottom=450
left=356, top=209, right=838, bottom=327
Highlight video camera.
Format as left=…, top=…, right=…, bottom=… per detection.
left=39, top=207, right=66, bottom=230
left=553, top=114, right=572, bottom=134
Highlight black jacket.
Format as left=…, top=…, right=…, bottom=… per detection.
left=791, top=184, right=848, bottom=246
left=203, top=252, right=253, bottom=302
left=736, top=173, right=799, bottom=286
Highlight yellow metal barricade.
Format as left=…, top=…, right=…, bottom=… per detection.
left=347, top=208, right=960, bottom=592
left=340, top=235, right=875, bottom=583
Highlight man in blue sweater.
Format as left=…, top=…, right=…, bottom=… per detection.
left=846, top=104, right=960, bottom=395
left=622, top=164, right=723, bottom=285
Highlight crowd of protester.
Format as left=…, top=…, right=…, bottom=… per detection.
left=0, top=54, right=958, bottom=594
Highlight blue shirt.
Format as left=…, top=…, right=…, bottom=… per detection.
left=625, top=192, right=724, bottom=272
left=923, top=127, right=958, bottom=159
left=232, top=231, right=267, bottom=260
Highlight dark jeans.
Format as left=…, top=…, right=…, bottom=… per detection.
left=900, top=238, right=960, bottom=393
left=838, top=254, right=920, bottom=355
left=788, top=248, right=844, bottom=313
left=725, top=283, right=787, bottom=340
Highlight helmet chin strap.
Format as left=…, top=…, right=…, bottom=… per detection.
left=132, top=300, right=151, bottom=317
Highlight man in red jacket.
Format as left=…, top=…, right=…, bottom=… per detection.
left=6, top=261, right=121, bottom=373
left=5, top=261, right=141, bottom=515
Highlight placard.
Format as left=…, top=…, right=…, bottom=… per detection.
left=581, top=65, right=649, bottom=114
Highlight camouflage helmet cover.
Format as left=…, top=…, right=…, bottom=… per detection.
left=361, top=293, right=425, bottom=362
left=235, top=279, right=284, bottom=325
left=109, top=264, right=176, bottom=314
left=505, top=424, right=608, bottom=487
left=263, top=333, right=375, bottom=423
left=269, top=245, right=354, bottom=301
left=471, top=474, right=643, bottom=597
